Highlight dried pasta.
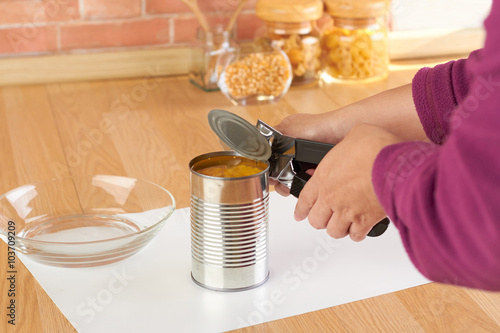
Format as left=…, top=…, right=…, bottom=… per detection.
left=321, top=25, right=388, bottom=80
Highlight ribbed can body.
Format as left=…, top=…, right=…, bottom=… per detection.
left=189, top=152, right=270, bottom=291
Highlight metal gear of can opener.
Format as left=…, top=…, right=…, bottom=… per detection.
left=208, top=109, right=390, bottom=237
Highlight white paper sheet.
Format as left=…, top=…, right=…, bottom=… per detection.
left=18, top=192, right=429, bottom=333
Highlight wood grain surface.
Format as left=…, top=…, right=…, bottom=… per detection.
left=1, top=57, right=499, bottom=332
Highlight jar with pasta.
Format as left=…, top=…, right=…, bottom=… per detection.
left=255, top=0, right=323, bottom=86
left=322, top=0, right=390, bottom=82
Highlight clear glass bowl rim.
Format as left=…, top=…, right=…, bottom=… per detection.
left=0, top=175, right=176, bottom=246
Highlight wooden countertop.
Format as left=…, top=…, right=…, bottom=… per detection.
left=1, top=57, right=500, bottom=332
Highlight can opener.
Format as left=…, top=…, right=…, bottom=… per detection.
left=208, top=109, right=390, bottom=237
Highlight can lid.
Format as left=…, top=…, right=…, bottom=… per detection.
left=208, top=109, right=272, bottom=161
left=256, top=0, right=324, bottom=23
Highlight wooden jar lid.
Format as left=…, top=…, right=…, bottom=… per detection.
left=324, top=0, right=390, bottom=18
left=256, top=0, right=324, bottom=23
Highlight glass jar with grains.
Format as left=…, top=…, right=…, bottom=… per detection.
left=322, top=0, right=390, bottom=82
left=255, top=0, right=323, bottom=86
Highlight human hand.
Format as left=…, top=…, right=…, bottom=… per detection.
left=271, top=112, right=347, bottom=196
left=273, top=112, right=347, bottom=144
left=294, top=124, right=403, bottom=241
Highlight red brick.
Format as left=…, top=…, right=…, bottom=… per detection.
left=0, top=25, right=58, bottom=54
left=0, top=0, right=80, bottom=25
left=173, top=17, right=198, bottom=43
left=198, top=0, right=256, bottom=13
left=236, top=13, right=263, bottom=41
left=173, top=15, right=231, bottom=43
left=60, top=18, right=170, bottom=50
left=146, top=0, right=189, bottom=14
left=84, top=0, right=142, bottom=19
left=147, top=0, right=257, bottom=14
left=46, top=0, right=80, bottom=22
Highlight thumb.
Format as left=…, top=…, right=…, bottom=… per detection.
left=273, top=114, right=304, bottom=136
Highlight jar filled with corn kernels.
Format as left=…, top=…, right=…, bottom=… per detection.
left=255, top=0, right=323, bottom=86
left=322, top=0, right=390, bottom=82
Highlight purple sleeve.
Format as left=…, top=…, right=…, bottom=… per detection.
left=372, top=1, right=500, bottom=290
left=411, top=51, right=478, bottom=144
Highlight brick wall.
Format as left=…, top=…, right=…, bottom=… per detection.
left=0, top=0, right=262, bottom=57
left=2, top=1, right=488, bottom=59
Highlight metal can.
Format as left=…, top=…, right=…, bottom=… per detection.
left=189, top=151, right=270, bottom=291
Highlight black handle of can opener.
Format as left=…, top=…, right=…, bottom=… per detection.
left=290, top=171, right=390, bottom=237
left=295, top=138, right=336, bottom=165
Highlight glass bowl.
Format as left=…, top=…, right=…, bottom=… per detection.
left=0, top=175, right=175, bottom=267
left=218, top=49, right=292, bottom=106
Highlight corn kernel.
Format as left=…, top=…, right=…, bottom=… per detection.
left=223, top=53, right=291, bottom=99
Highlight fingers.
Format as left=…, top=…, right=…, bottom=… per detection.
left=346, top=215, right=373, bottom=242
left=273, top=113, right=298, bottom=133
left=307, top=203, right=332, bottom=229
left=293, top=185, right=380, bottom=241
left=293, top=182, right=317, bottom=221
left=274, top=183, right=290, bottom=197
left=325, top=213, right=350, bottom=239
left=269, top=178, right=279, bottom=186
left=346, top=223, right=368, bottom=242
left=326, top=212, right=382, bottom=242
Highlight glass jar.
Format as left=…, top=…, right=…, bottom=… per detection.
left=189, top=25, right=239, bottom=92
left=218, top=49, right=292, bottom=106
left=255, top=0, right=323, bottom=86
left=322, top=0, right=390, bottom=82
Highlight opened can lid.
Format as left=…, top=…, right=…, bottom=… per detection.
left=208, top=109, right=272, bottom=161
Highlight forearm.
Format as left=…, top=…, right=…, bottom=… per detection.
left=338, top=52, right=477, bottom=143
left=278, top=83, right=426, bottom=144
left=333, top=84, right=428, bottom=141
left=280, top=52, right=476, bottom=146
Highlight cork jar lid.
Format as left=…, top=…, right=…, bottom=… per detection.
left=324, top=0, right=390, bottom=18
left=256, top=0, right=324, bottom=23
